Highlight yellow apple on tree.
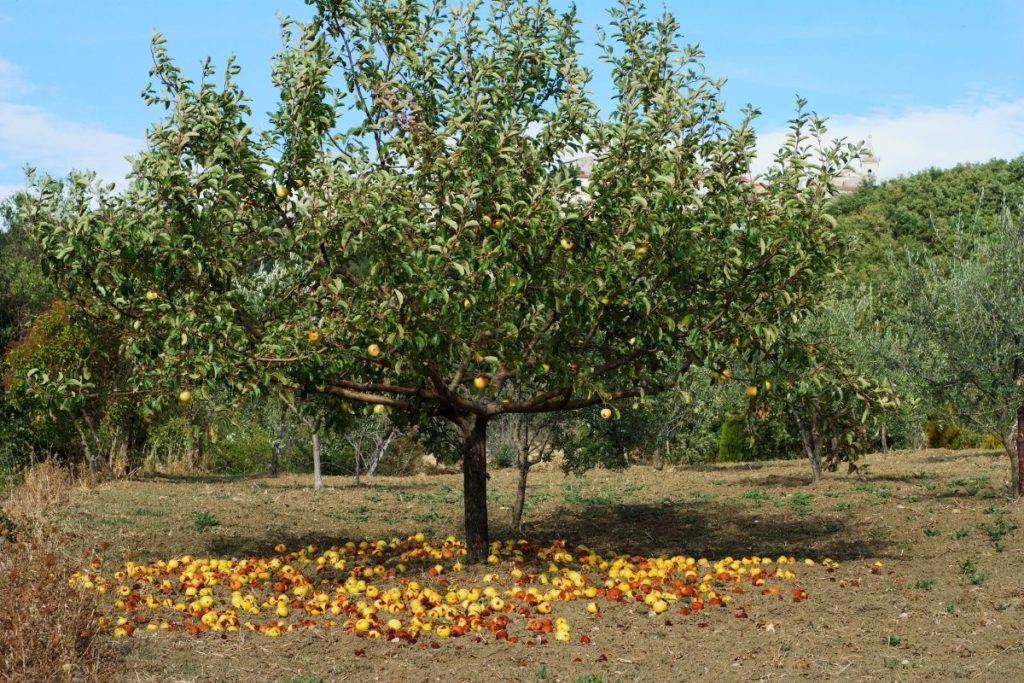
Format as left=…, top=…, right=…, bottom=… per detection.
left=745, top=385, right=758, bottom=397
left=367, top=343, right=381, bottom=358
left=560, top=237, right=574, bottom=250
left=178, top=390, right=192, bottom=403
left=373, top=404, right=386, bottom=415
left=600, top=407, right=613, bottom=420
left=275, top=185, right=288, bottom=199
left=307, top=330, right=320, bottom=342
left=473, top=375, right=489, bottom=390
left=144, top=290, right=159, bottom=301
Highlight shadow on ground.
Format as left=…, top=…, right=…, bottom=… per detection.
left=516, top=500, right=883, bottom=562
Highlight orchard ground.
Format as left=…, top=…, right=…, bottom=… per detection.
left=57, top=449, right=1022, bottom=682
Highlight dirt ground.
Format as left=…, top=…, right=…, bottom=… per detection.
left=58, top=449, right=1023, bottom=682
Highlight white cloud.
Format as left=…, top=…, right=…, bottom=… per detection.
left=0, top=60, right=140, bottom=202
left=755, top=98, right=1024, bottom=180
left=0, top=58, right=31, bottom=97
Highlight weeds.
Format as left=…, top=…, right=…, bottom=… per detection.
left=1, top=463, right=116, bottom=681
left=741, top=489, right=771, bottom=503
left=190, top=510, right=220, bottom=532
left=787, top=492, right=813, bottom=516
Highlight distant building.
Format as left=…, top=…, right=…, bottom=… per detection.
left=565, top=154, right=595, bottom=190
left=833, top=138, right=880, bottom=193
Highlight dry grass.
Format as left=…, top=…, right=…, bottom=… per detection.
left=1, top=461, right=116, bottom=683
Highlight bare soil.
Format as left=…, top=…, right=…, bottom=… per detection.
left=58, top=449, right=1023, bottom=682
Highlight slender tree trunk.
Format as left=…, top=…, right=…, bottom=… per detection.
left=312, top=431, right=323, bottom=491
left=880, top=423, right=889, bottom=453
left=461, top=415, right=490, bottom=563
left=270, top=401, right=286, bottom=476
left=1013, top=406, right=1024, bottom=498
left=793, top=410, right=822, bottom=484
left=354, top=443, right=361, bottom=486
left=366, top=428, right=399, bottom=477
left=512, top=458, right=530, bottom=531
left=74, top=421, right=99, bottom=477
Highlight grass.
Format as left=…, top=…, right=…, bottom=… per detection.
left=914, top=577, right=935, bottom=591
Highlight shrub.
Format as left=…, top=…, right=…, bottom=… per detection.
left=718, top=415, right=752, bottom=462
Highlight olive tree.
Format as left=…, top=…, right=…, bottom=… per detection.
left=25, top=0, right=854, bottom=561
left=899, top=207, right=1024, bottom=497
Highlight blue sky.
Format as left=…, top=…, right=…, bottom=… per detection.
left=2, top=0, right=1024, bottom=198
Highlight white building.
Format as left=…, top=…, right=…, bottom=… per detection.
left=833, top=138, right=880, bottom=193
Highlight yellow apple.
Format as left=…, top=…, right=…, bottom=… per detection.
left=307, top=330, right=320, bottom=342
left=367, top=343, right=381, bottom=358
left=635, top=245, right=648, bottom=256
left=600, top=408, right=613, bottom=420
left=473, top=375, right=489, bottom=390
left=492, top=219, right=504, bottom=229
left=745, top=385, right=758, bottom=398
left=275, top=185, right=288, bottom=199
left=373, top=404, right=386, bottom=415
left=144, top=290, right=159, bottom=301
left=560, top=237, right=574, bottom=250
left=178, top=390, right=192, bottom=404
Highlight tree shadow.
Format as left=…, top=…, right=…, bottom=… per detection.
left=134, top=472, right=456, bottom=493
left=509, top=500, right=885, bottom=562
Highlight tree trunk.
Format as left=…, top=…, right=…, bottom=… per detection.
left=653, top=443, right=665, bottom=471
left=512, top=458, right=529, bottom=531
left=792, top=410, right=821, bottom=483
left=461, top=415, right=490, bottom=563
left=366, top=428, right=399, bottom=477
left=880, top=423, right=889, bottom=453
left=312, top=431, right=323, bottom=491
left=1014, top=406, right=1024, bottom=498
left=354, top=442, right=361, bottom=486
left=270, top=401, right=286, bottom=476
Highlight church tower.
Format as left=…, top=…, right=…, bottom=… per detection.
left=860, top=136, right=880, bottom=180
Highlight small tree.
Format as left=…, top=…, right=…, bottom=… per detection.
left=900, top=207, right=1024, bottom=497
left=26, top=0, right=854, bottom=560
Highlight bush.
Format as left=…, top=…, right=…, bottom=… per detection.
left=924, top=415, right=984, bottom=450
left=718, top=414, right=752, bottom=462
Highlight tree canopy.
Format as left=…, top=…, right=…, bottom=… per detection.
left=24, top=0, right=855, bottom=560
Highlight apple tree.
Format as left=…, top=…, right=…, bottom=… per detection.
left=25, top=0, right=855, bottom=561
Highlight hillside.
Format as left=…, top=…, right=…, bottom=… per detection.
left=831, top=156, right=1024, bottom=293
